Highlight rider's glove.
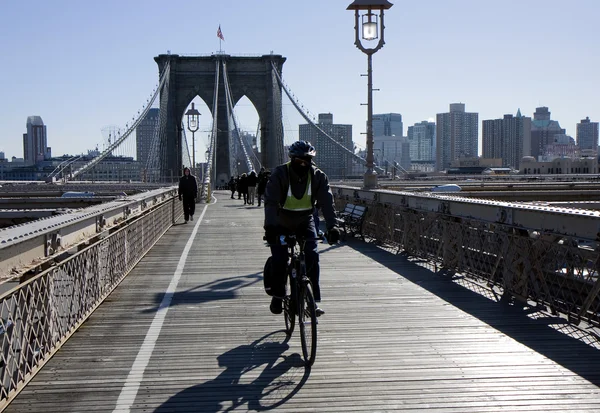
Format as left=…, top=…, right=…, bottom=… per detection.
left=264, top=226, right=278, bottom=245
left=325, top=227, right=340, bottom=244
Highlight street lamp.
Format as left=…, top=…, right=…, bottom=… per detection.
left=347, top=0, right=393, bottom=189
left=185, top=102, right=201, bottom=177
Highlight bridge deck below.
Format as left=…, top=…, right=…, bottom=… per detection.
left=6, top=191, right=600, bottom=412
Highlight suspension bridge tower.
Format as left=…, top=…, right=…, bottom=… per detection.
left=154, top=53, right=286, bottom=185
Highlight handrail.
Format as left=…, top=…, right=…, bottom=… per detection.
left=332, top=185, right=600, bottom=327
left=0, top=193, right=183, bottom=409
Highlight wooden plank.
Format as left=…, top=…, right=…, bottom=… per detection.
left=5, top=191, right=600, bottom=412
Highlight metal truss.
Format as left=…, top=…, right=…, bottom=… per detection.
left=333, top=186, right=600, bottom=328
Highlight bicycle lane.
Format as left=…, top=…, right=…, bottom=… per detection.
left=115, top=191, right=288, bottom=412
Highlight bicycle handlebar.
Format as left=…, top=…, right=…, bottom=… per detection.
left=263, top=234, right=320, bottom=246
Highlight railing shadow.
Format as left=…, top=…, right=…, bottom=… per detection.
left=343, top=238, right=600, bottom=387
left=154, top=331, right=310, bottom=412
left=141, top=272, right=262, bottom=314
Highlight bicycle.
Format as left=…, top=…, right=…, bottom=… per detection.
left=267, top=234, right=318, bottom=367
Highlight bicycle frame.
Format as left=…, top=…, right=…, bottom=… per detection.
left=276, top=235, right=318, bottom=366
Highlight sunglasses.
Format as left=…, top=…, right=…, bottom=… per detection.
left=292, top=157, right=311, bottom=166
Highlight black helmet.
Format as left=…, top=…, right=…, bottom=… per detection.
left=288, top=140, right=316, bottom=158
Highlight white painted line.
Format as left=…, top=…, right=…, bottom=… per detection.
left=113, top=204, right=208, bottom=412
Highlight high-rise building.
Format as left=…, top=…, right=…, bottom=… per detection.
left=136, top=108, right=160, bottom=168
left=530, top=107, right=565, bottom=159
left=23, top=116, right=51, bottom=166
left=373, top=136, right=411, bottom=172
left=407, top=121, right=436, bottom=162
left=299, top=113, right=352, bottom=179
left=576, top=117, right=599, bottom=153
left=373, top=113, right=403, bottom=138
left=482, top=109, right=531, bottom=170
left=435, top=103, right=478, bottom=171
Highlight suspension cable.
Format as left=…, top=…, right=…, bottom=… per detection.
left=203, top=59, right=220, bottom=196
left=222, top=61, right=255, bottom=172
left=271, top=61, right=384, bottom=174
left=68, top=62, right=171, bottom=180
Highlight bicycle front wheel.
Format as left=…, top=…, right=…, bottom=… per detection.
left=299, top=281, right=317, bottom=367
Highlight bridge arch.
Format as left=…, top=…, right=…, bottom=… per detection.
left=154, top=54, right=286, bottom=185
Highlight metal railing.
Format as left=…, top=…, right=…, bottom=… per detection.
left=332, top=186, right=600, bottom=328
left=0, top=195, right=183, bottom=410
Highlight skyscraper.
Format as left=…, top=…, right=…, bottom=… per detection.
left=530, top=107, right=565, bottom=159
left=373, top=113, right=403, bottom=138
left=136, top=108, right=160, bottom=167
left=299, top=113, right=352, bottom=179
left=23, top=116, right=51, bottom=166
left=576, top=117, right=599, bottom=153
left=482, top=109, right=531, bottom=170
left=407, top=121, right=436, bottom=162
left=436, top=103, right=478, bottom=171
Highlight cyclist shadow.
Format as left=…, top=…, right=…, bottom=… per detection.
left=140, top=273, right=263, bottom=314
left=154, top=331, right=310, bottom=412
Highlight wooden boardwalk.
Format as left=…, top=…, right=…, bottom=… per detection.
left=6, top=191, right=600, bottom=412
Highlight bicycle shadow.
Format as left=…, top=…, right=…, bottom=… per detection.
left=154, top=331, right=310, bottom=412
left=140, top=272, right=263, bottom=314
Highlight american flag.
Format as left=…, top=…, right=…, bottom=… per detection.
left=217, top=25, right=224, bottom=41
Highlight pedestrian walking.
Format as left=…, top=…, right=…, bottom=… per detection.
left=247, top=170, right=258, bottom=205
left=178, top=167, right=198, bottom=223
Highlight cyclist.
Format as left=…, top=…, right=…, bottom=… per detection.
left=263, top=140, right=340, bottom=316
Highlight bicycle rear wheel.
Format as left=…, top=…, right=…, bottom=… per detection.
left=283, top=296, right=295, bottom=336
left=299, top=281, right=317, bottom=367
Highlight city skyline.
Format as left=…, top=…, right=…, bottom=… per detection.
left=1, top=0, right=598, bottom=162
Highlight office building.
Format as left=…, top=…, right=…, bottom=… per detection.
left=136, top=108, right=160, bottom=168
left=530, top=107, right=565, bottom=159
left=576, top=117, right=599, bottom=154
left=482, top=109, right=531, bottom=170
left=23, top=116, right=51, bottom=166
left=373, top=136, right=411, bottom=173
left=373, top=113, right=403, bottom=138
left=299, top=113, right=352, bottom=179
left=436, top=103, right=478, bottom=171
left=407, top=121, right=436, bottom=162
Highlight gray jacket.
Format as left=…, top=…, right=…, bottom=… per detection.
left=264, top=163, right=337, bottom=231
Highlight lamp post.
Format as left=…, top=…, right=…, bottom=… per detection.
left=347, top=0, right=393, bottom=189
left=185, top=103, right=201, bottom=178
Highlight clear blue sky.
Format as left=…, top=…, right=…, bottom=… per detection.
left=1, top=0, right=598, bottom=162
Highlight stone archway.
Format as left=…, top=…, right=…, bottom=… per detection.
left=154, top=53, right=286, bottom=184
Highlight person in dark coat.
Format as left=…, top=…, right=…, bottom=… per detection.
left=256, top=169, right=270, bottom=207
left=178, top=167, right=198, bottom=223
left=246, top=170, right=258, bottom=205
left=238, top=173, right=248, bottom=204
left=236, top=175, right=242, bottom=199
left=228, top=176, right=236, bottom=199
left=263, top=140, right=340, bottom=316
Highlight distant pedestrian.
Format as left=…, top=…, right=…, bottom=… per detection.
left=178, top=167, right=198, bottom=223
left=246, top=170, right=258, bottom=205
left=238, top=173, right=248, bottom=204
left=237, top=175, right=242, bottom=199
left=228, top=176, right=236, bottom=199
left=256, top=169, right=270, bottom=207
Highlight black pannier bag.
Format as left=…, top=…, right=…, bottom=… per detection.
left=263, top=256, right=275, bottom=296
